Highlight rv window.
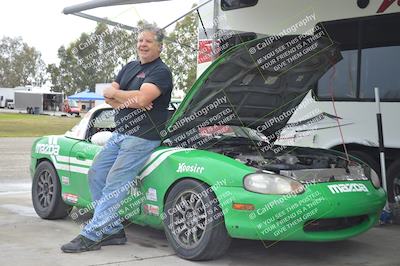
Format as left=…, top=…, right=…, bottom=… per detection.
left=317, top=50, right=358, bottom=99
left=221, top=0, right=258, bottom=11
left=316, top=19, right=358, bottom=99
left=315, top=13, right=400, bottom=101
left=359, top=14, right=400, bottom=100
left=359, top=46, right=400, bottom=99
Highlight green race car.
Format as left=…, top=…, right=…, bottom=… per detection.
left=30, top=36, right=386, bottom=260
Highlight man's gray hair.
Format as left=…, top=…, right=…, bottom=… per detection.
left=138, top=23, right=165, bottom=44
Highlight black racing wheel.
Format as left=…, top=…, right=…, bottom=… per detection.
left=32, top=161, right=72, bottom=219
left=163, top=179, right=231, bottom=261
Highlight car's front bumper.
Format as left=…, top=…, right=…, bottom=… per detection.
left=214, top=181, right=386, bottom=241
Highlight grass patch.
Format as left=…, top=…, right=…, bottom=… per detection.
left=0, top=113, right=82, bottom=137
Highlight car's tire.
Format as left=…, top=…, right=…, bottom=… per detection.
left=387, top=159, right=400, bottom=204
left=163, top=179, right=231, bottom=261
left=32, top=161, right=72, bottom=219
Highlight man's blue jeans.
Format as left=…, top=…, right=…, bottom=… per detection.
left=81, top=133, right=160, bottom=241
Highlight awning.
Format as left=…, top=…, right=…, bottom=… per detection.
left=63, top=0, right=212, bottom=31
left=68, top=91, right=104, bottom=101
left=63, top=0, right=171, bottom=15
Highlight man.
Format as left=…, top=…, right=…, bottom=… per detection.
left=61, top=25, right=173, bottom=253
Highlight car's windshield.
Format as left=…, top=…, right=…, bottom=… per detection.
left=68, top=99, right=78, bottom=108
left=65, top=111, right=91, bottom=138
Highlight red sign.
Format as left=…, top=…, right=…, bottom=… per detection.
left=198, top=40, right=221, bottom=64
left=198, top=40, right=213, bottom=64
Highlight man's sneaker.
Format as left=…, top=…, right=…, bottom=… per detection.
left=101, top=229, right=127, bottom=246
left=61, top=235, right=101, bottom=253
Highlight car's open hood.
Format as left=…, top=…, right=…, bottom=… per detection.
left=165, top=35, right=341, bottom=142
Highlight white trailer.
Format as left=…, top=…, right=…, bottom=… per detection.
left=14, top=91, right=64, bottom=114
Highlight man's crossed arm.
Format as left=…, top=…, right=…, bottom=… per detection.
left=103, top=81, right=161, bottom=111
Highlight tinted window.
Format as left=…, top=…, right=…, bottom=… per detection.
left=359, top=14, right=400, bottom=100
left=317, top=50, right=358, bottom=99
left=221, top=0, right=258, bottom=11
left=316, top=19, right=358, bottom=99
left=316, top=13, right=400, bottom=101
left=360, top=46, right=400, bottom=99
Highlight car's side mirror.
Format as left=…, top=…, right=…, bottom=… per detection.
left=91, top=131, right=112, bottom=146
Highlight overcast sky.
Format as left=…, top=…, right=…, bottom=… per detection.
left=0, top=0, right=197, bottom=64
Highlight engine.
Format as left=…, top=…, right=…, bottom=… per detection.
left=207, top=142, right=368, bottom=183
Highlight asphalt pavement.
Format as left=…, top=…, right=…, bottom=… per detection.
left=0, top=137, right=399, bottom=266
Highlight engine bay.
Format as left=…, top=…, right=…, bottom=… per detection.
left=207, top=141, right=369, bottom=183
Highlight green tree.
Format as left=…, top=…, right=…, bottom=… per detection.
left=48, top=23, right=136, bottom=95
left=0, top=36, right=46, bottom=87
left=49, top=15, right=199, bottom=96
left=161, top=8, right=198, bottom=93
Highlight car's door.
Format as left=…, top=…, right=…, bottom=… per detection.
left=68, top=108, right=116, bottom=206
left=68, top=140, right=101, bottom=206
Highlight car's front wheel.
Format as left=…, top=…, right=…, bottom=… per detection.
left=32, top=161, right=72, bottom=219
left=163, top=179, right=231, bottom=261
left=387, top=159, right=400, bottom=204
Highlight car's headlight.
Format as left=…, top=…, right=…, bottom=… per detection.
left=363, top=166, right=381, bottom=189
left=244, top=172, right=305, bottom=194
left=348, top=156, right=380, bottom=189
